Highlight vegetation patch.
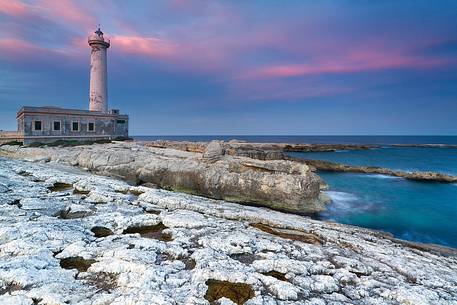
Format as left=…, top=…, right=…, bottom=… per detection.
left=55, top=208, right=92, bottom=219
left=0, top=141, right=23, bottom=146
left=48, top=182, right=73, bottom=192
left=113, top=136, right=133, bottom=141
left=144, top=208, right=161, bottom=215
left=204, top=279, right=255, bottom=305
left=122, top=222, right=172, bottom=241
left=91, top=226, right=114, bottom=238
left=28, top=139, right=113, bottom=148
left=0, top=282, right=22, bottom=294
left=60, top=257, right=96, bottom=272
left=73, top=189, right=90, bottom=195
left=262, top=270, right=288, bottom=281
left=182, top=257, right=196, bottom=270
left=251, top=223, right=324, bottom=245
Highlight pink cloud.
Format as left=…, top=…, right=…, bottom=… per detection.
left=243, top=45, right=455, bottom=79
left=0, top=37, right=84, bottom=66
left=0, top=38, right=38, bottom=53
left=111, top=35, right=178, bottom=57
left=0, top=0, right=96, bottom=30
left=37, top=0, right=95, bottom=29
left=0, top=0, right=28, bottom=16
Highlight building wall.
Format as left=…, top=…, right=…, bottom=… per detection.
left=18, top=110, right=128, bottom=144
left=0, top=131, right=23, bottom=145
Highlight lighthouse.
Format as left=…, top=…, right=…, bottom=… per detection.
left=3, top=27, right=129, bottom=146
left=88, top=28, right=110, bottom=113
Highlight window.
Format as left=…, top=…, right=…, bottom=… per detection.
left=88, top=122, right=95, bottom=132
left=116, top=119, right=126, bottom=124
left=53, top=121, right=61, bottom=131
left=72, top=121, right=80, bottom=131
left=34, top=121, right=42, bottom=131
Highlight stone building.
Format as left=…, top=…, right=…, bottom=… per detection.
left=0, top=28, right=129, bottom=145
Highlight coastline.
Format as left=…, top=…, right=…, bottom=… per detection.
left=1, top=139, right=456, bottom=244
left=1, top=156, right=456, bottom=304
left=145, top=140, right=457, bottom=183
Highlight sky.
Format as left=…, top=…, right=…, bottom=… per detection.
left=0, top=0, right=456, bottom=135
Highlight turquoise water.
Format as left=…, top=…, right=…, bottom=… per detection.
left=289, top=148, right=457, bottom=248
left=289, top=147, right=457, bottom=175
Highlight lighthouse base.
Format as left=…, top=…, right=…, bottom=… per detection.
left=5, top=106, right=129, bottom=146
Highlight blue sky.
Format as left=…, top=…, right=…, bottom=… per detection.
left=1, top=0, right=456, bottom=135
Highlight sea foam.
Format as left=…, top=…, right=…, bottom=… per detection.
left=365, top=174, right=402, bottom=179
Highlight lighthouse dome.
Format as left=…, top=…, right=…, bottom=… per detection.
left=89, top=32, right=104, bottom=41
left=88, top=28, right=110, bottom=47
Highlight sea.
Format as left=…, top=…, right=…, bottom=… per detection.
left=134, top=136, right=457, bottom=248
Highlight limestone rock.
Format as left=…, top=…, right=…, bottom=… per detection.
left=203, top=140, right=225, bottom=159
left=1, top=142, right=326, bottom=213
left=0, top=157, right=456, bottom=305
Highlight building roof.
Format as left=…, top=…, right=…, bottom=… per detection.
left=17, top=106, right=128, bottom=118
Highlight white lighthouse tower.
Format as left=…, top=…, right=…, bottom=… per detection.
left=88, top=28, right=110, bottom=113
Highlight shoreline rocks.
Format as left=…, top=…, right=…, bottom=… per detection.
left=145, top=140, right=457, bottom=183
left=0, top=142, right=327, bottom=214
left=146, top=140, right=378, bottom=157
left=0, top=157, right=456, bottom=304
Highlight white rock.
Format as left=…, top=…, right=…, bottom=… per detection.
left=0, top=157, right=456, bottom=305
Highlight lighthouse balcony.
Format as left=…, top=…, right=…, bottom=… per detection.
left=88, top=37, right=110, bottom=47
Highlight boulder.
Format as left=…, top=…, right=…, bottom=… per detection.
left=203, top=140, right=225, bottom=159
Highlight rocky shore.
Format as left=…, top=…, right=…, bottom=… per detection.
left=147, top=140, right=457, bottom=183
left=1, top=157, right=457, bottom=305
left=0, top=142, right=327, bottom=214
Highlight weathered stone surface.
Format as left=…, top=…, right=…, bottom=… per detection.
left=0, top=157, right=456, bottom=304
left=146, top=140, right=207, bottom=153
left=146, top=140, right=286, bottom=160
left=145, top=140, right=379, bottom=155
left=0, top=142, right=326, bottom=213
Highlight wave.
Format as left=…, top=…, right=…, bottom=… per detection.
left=324, top=191, right=360, bottom=213
left=326, top=191, right=358, bottom=202
left=364, top=174, right=402, bottom=179
left=323, top=190, right=381, bottom=217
